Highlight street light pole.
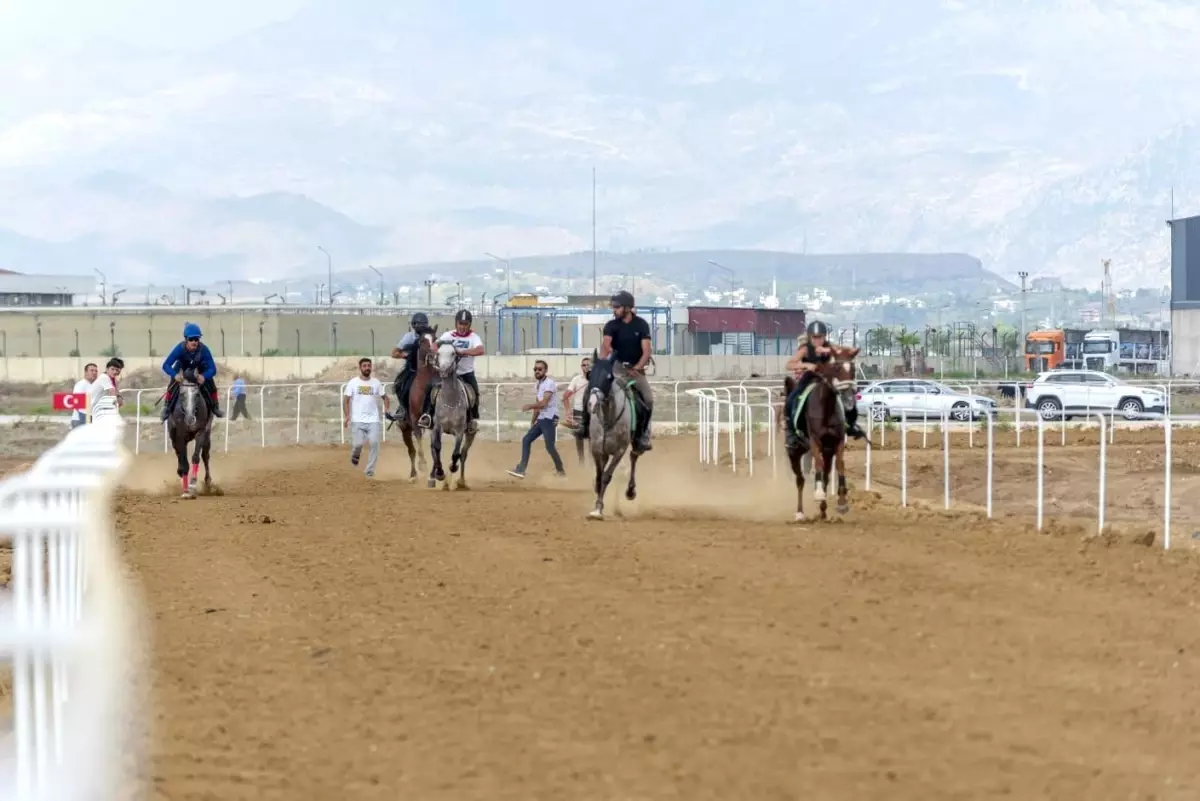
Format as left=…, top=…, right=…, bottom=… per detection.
left=317, top=246, right=333, bottom=306
left=484, top=252, right=511, bottom=301
left=424, top=278, right=437, bottom=307
left=94, top=268, right=106, bottom=306
left=707, top=260, right=736, bottom=299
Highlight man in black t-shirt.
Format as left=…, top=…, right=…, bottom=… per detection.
left=590, top=289, right=654, bottom=452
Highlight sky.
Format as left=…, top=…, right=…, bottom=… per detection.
left=0, top=0, right=306, bottom=54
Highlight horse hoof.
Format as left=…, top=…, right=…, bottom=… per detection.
left=625, top=488, right=637, bottom=501
left=813, top=489, right=827, bottom=502
left=427, top=480, right=437, bottom=489
left=441, top=482, right=450, bottom=492
left=836, top=504, right=849, bottom=515
left=456, top=481, right=469, bottom=491
left=587, top=510, right=603, bottom=520
left=408, top=476, right=418, bottom=484
left=792, top=512, right=806, bottom=523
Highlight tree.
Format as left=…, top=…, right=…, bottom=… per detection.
left=865, top=326, right=893, bottom=355
left=897, top=331, right=922, bottom=374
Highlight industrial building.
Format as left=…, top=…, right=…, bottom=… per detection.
left=1170, top=214, right=1200, bottom=374
left=685, top=306, right=807, bottom=355
left=0, top=270, right=96, bottom=307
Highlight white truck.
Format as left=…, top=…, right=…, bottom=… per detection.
left=1080, top=328, right=1170, bottom=375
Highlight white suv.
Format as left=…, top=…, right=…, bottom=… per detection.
left=1025, top=370, right=1165, bottom=420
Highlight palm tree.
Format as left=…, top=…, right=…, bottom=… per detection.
left=897, top=331, right=922, bottom=374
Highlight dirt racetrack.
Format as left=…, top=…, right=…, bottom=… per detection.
left=114, top=434, right=1200, bottom=800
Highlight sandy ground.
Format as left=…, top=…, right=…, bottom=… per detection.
left=91, top=431, right=1200, bottom=801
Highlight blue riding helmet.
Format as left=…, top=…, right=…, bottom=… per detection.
left=183, top=323, right=203, bottom=339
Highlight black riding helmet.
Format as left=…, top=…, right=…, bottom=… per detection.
left=611, top=290, right=635, bottom=308
left=806, top=320, right=829, bottom=338
left=455, top=309, right=473, bottom=326
left=410, top=312, right=429, bottom=329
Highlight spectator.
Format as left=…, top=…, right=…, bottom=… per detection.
left=561, top=356, right=592, bottom=464
left=87, top=358, right=124, bottom=419
left=230, top=374, right=250, bottom=420
left=70, top=362, right=98, bottom=429
left=507, top=360, right=565, bottom=479
left=342, top=357, right=388, bottom=478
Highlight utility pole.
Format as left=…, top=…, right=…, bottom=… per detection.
left=317, top=246, right=333, bottom=306
left=424, top=278, right=436, bottom=307
left=591, top=166, right=597, bottom=296
left=1018, top=271, right=1029, bottom=368
left=369, top=265, right=384, bottom=305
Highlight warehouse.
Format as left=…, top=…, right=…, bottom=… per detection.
left=0, top=270, right=96, bottom=307
left=685, top=306, right=806, bottom=355
left=1170, top=214, right=1200, bottom=375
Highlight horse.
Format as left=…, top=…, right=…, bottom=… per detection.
left=427, top=341, right=478, bottom=491
left=584, top=352, right=641, bottom=520
left=388, top=327, right=437, bottom=481
left=167, top=376, right=214, bottom=499
left=782, top=347, right=860, bottom=522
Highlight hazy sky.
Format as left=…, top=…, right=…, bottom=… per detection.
left=0, top=0, right=306, bottom=53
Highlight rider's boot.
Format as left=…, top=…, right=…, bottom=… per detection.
left=211, top=393, right=225, bottom=418
left=160, top=391, right=172, bottom=422
left=844, top=407, right=865, bottom=440
left=634, top=410, right=653, bottom=453
left=418, top=385, right=433, bottom=429
left=579, top=406, right=591, bottom=439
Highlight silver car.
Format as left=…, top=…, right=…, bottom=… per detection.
left=855, top=379, right=997, bottom=422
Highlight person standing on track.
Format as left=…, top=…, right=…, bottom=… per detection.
left=70, top=362, right=98, bottom=428
left=507, top=360, right=565, bottom=479
left=342, top=357, right=389, bottom=478
left=561, top=356, right=591, bottom=464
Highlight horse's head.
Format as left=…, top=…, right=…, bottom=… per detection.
left=178, top=381, right=202, bottom=428
left=814, top=346, right=860, bottom=407
left=417, top=327, right=438, bottom=369
left=586, top=350, right=617, bottom=411
left=435, top=340, right=459, bottom=377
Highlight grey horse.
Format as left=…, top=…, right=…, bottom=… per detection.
left=167, top=377, right=214, bottom=499
left=427, top=341, right=478, bottom=491
left=585, top=352, right=641, bottom=520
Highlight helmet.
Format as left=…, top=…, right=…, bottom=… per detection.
left=183, top=323, right=203, bottom=339
left=454, top=309, right=473, bottom=326
left=611, top=290, right=635, bottom=308
left=806, top=320, right=829, bottom=338
left=410, top=312, right=429, bottom=329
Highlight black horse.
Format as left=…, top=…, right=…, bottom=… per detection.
left=167, top=374, right=214, bottom=498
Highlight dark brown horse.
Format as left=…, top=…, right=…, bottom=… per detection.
left=391, top=327, right=437, bottom=481
left=782, top=347, right=859, bottom=522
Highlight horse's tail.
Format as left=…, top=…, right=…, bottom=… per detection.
left=783, top=375, right=796, bottom=395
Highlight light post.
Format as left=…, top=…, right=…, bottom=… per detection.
left=484, top=252, right=511, bottom=300
left=317, top=246, right=333, bottom=306
left=369, top=265, right=384, bottom=305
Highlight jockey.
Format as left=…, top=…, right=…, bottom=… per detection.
left=390, top=312, right=434, bottom=426
left=434, top=309, right=484, bottom=428
left=161, top=323, right=224, bottom=420
left=585, top=289, right=654, bottom=452
left=785, top=320, right=864, bottom=440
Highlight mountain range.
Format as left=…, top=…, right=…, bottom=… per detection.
left=2, top=0, right=1200, bottom=290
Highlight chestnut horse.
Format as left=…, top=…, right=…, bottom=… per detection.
left=781, top=347, right=860, bottom=522
left=389, top=327, right=437, bottom=481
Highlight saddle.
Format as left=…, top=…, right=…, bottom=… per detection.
left=431, top=380, right=476, bottom=412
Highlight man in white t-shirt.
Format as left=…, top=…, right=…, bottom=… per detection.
left=87, top=358, right=124, bottom=419
left=506, top=360, right=565, bottom=479
left=560, top=356, right=592, bottom=464
left=70, top=362, right=99, bottom=428
left=342, top=357, right=389, bottom=478
left=434, top=309, right=485, bottom=429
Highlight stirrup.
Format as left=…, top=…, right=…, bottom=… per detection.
left=418, top=413, right=432, bottom=428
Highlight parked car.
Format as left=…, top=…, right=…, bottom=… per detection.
left=1024, top=370, right=1165, bottom=420
left=855, top=379, right=998, bottom=422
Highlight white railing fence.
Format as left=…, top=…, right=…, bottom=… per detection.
left=690, top=388, right=1180, bottom=551
left=0, top=416, right=144, bottom=801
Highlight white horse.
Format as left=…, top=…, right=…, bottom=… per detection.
left=428, top=342, right=478, bottom=491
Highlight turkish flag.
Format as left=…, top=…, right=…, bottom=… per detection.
left=52, top=392, right=88, bottom=411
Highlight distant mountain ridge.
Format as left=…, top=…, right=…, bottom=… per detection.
left=3, top=0, right=1200, bottom=287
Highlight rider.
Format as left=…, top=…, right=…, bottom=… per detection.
left=586, top=289, right=654, bottom=453
left=784, top=320, right=864, bottom=443
left=390, top=311, right=434, bottom=427
left=434, top=309, right=484, bottom=428
left=161, top=323, right=224, bottom=420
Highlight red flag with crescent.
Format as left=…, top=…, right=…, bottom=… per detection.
left=52, top=392, right=88, bottom=411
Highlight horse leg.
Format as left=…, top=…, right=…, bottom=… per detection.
left=428, top=428, right=445, bottom=488
left=787, top=445, right=807, bottom=523
left=456, top=429, right=476, bottom=491
left=810, top=438, right=826, bottom=503
left=202, top=433, right=213, bottom=486
left=624, top=451, right=639, bottom=501
left=588, top=452, right=613, bottom=520
left=173, top=437, right=190, bottom=497
left=835, top=442, right=850, bottom=515
left=818, top=443, right=836, bottom=521
left=187, top=438, right=202, bottom=498
left=450, top=431, right=462, bottom=474
left=402, top=427, right=418, bottom=482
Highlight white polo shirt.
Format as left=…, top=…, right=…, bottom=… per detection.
left=565, top=373, right=588, bottom=412
left=71, top=378, right=93, bottom=423
left=88, top=374, right=120, bottom=418
left=344, top=376, right=384, bottom=424
left=437, top=330, right=483, bottom=375
left=534, top=377, right=558, bottom=420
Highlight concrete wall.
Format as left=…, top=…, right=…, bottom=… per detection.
left=0, top=353, right=793, bottom=384
left=1171, top=308, right=1200, bottom=376
left=0, top=308, right=686, bottom=358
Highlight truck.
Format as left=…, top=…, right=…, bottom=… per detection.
left=1023, top=328, right=1088, bottom=372
left=1080, top=328, right=1170, bottom=375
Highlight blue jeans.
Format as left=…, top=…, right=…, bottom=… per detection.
left=516, top=417, right=564, bottom=473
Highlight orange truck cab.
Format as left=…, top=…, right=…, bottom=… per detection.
left=1024, top=330, right=1064, bottom=372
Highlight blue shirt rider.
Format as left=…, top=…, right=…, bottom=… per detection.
left=161, top=323, right=224, bottom=420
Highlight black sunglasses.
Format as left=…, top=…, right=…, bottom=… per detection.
left=186, top=337, right=200, bottom=342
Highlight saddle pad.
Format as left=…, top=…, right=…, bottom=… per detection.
left=791, top=383, right=844, bottom=431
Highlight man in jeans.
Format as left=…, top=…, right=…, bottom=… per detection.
left=342, top=358, right=389, bottom=478
left=507, top=360, right=565, bottom=479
